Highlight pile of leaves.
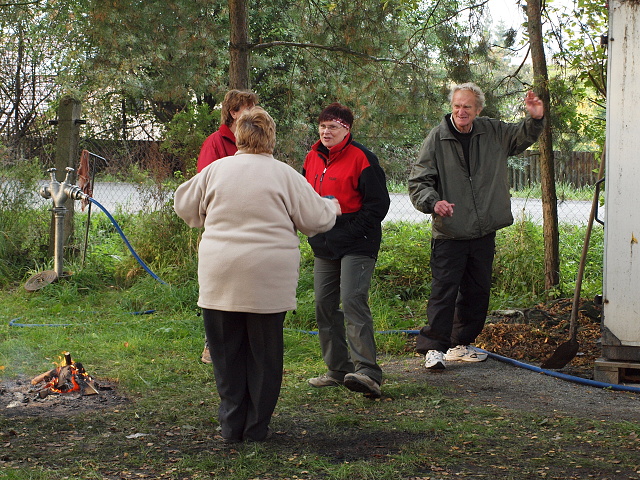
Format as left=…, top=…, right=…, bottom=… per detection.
left=476, top=298, right=602, bottom=379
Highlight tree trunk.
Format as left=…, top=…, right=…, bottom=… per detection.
left=228, top=0, right=250, bottom=89
left=526, top=0, right=560, bottom=292
left=11, top=22, right=24, bottom=159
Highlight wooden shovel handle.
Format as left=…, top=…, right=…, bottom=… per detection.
left=569, top=145, right=606, bottom=339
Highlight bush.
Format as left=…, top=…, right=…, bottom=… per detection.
left=0, top=159, right=52, bottom=286
left=161, top=103, right=220, bottom=175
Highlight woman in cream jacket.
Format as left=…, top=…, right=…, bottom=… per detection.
left=174, top=107, right=340, bottom=443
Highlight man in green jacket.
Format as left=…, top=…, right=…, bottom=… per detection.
left=408, top=83, right=544, bottom=370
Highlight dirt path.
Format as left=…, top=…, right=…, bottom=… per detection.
left=382, top=355, right=640, bottom=422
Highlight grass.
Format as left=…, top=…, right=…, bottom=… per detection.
left=511, top=181, right=597, bottom=201
left=0, top=178, right=627, bottom=479
left=1, top=289, right=639, bottom=479
left=0, top=219, right=633, bottom=479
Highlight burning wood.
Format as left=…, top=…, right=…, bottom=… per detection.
left=31, top=352, right=99, bottom=398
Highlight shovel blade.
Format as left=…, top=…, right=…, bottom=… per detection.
left=540, top=339, right=580, bottom=369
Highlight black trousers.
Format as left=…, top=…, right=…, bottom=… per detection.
left=202, top=309, right=285, bottom=442
left=415, top=232, right=495, bottom=354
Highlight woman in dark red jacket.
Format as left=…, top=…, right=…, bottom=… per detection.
left=302, top=102, right=390, bottom=398
left=196, top=89, right=258, bottom=173
left=196, top=89, right=258, bottom=364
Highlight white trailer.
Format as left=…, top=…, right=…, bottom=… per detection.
left=596, top=0, right=640, bottom=382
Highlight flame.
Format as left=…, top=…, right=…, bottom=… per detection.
left=43, top=363, right=94, bottom=394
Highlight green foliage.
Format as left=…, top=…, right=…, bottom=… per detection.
left=295, top=219, right=602, bottom=340
left=0, top=1, right=81, bottom=144
left=492, top=219, right=547, bottom=306
left=548, top=76, right=605, bottom=152
left=110, top=203, right=200, bottom=287
left=0, top=157, right=44, bottom=206
left=2, top=0, right=608, bottom=179
left=87, top=0, right=229, bottom=106
left=375, top=222, right=432, bottom=304
left=556, top=222, right=604, bottom=300
left=553, top=0, right=608, bottom=97
left=0, top=160, right=52, bottom=286
left=161, top=103, right=220, bottom=175
left=543, top=0, right=608, bottom=150
left=0, top=158, right=606, bottom=340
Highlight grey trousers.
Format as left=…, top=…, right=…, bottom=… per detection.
left=203, top=309, right=285, bottom=442
left=313, top=255, right=382, bottom=385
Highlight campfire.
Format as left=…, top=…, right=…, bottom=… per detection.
left=30, top=352, right=99, bottom=398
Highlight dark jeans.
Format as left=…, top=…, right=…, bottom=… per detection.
left=415, top=232, right=495, bottom=354
left=203, top=309, right=285, bottom=442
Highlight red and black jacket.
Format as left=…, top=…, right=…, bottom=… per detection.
left=302, top=133, right=390, bottom=260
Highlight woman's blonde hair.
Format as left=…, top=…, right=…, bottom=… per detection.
left=235, top=107, right=276, bottom=154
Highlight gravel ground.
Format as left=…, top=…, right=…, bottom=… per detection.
left=382, top=355, right=640, bottom=422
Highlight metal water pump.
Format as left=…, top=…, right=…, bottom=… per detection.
left=40, top=167, right=89, bottom=278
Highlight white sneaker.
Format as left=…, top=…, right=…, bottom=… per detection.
left=424, top=350, right=445, bottom=369
left=308, top=374, right=343, bottom=388
left=444, top=345, right=488, bottom=362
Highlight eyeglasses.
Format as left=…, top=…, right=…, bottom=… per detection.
left=318, top=124, right=344, bottom=132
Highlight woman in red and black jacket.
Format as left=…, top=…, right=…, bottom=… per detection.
left=302, top=102, right=390, bottom=399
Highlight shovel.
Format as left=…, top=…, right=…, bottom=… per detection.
left=541, top=147, right=605, bottom=369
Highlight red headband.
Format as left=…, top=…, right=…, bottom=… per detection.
left=330, top=117, right=351, bottom=129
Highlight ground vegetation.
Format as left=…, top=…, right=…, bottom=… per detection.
left=1, top=172, right=636, bottom=479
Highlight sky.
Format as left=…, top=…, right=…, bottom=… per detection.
left=485, top=0, right=577, bottom=61
left=488, top=0, right=525, bottom=28
left=487, top=0, right=577, bottom=30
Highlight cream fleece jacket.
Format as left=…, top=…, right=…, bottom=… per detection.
left=174, top=152, right=337, bottom=314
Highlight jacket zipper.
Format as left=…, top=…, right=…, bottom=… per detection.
left=318, top=167, right=327, bottom=195
left=469, top=176, right=483, bottom=236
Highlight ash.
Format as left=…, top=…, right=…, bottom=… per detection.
left=0, top=375, right=129, bottom=418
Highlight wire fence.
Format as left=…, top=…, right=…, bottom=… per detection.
left=2, top=139, right=601, bottom=226
left=6, top=175, right=600, bottom=228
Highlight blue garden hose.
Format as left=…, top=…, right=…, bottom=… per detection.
left=8, top=310, right=156, bottom=327
left=481, top=349, right=640, bottom=393
left=88, top=197, right=166, bottom=285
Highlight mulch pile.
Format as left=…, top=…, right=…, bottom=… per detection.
left=476, top=298, right=602, bottom=379
left=404, top=297, right=603, bottom=379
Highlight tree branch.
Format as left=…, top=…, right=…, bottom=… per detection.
left=0, top=0, right=39, bottom=5
left=249, top=41, right=418, bottom=67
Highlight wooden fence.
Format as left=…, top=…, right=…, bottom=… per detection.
left=509, top=151, right=598, bottom=190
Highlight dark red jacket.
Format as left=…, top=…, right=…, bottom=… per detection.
left=197, top=124, right=237, bottom=172
left=302, top=134, right=390, bottom=259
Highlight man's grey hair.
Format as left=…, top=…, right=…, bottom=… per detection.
left=449, top=83, right=485, bottom=109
